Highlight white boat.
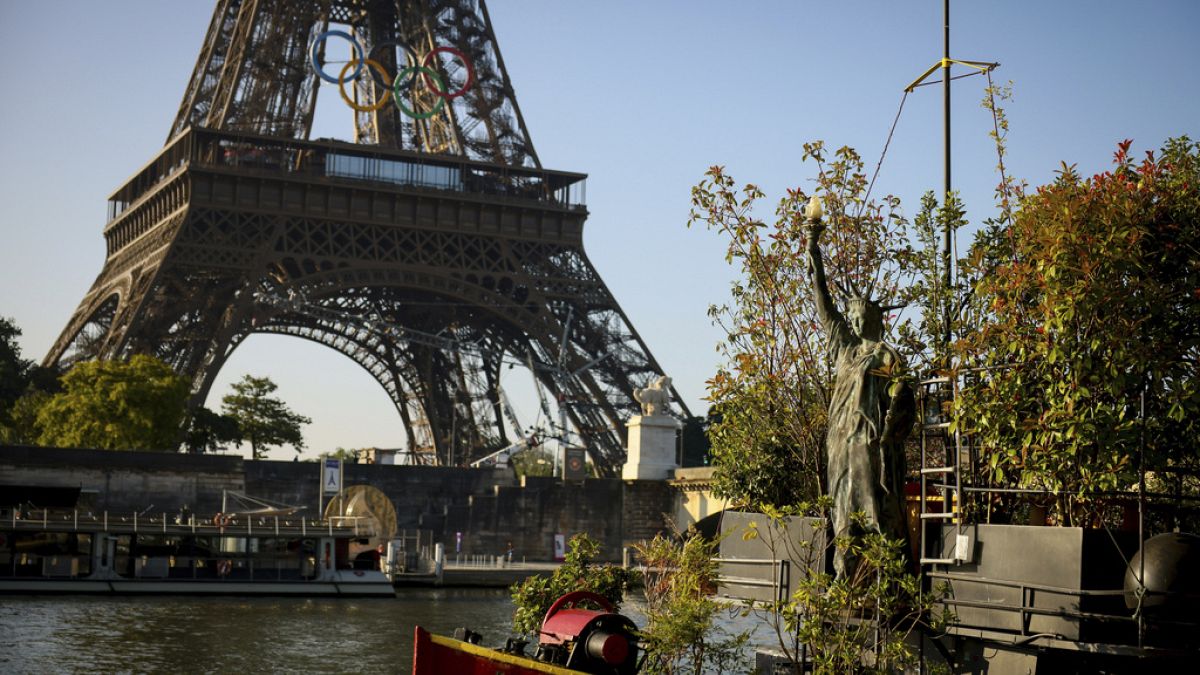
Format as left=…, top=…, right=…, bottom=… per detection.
left=0, top=506, right=395, bottom=597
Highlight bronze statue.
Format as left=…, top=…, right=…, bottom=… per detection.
left=804, top=198, right=914, bottom=578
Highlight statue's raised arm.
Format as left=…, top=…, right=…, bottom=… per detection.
left=804, top=198, right=851, bottom=350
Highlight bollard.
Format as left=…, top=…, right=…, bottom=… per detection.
left=434, top=542, right=445, bottom=585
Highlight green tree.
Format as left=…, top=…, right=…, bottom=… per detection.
left=221, top=375, right=311, bottom=459
left=893, top=190, right=970, bottom=372
left=1, top=390, right=52, bottom=444
left=0, top=317, right=61, bottom=442
left=636, top=532, right=749, bottom=674
left=956, top=137, right=1200, bottom=525
left=510, top=533, right=636, bottom=637
left=321, top=447, right=366, bottom=462
left=689, top=142, right=914, bottom=509
left=0, top=316, right=30, bottom=409
left=510, top=447, right=554, bottom=478
left=35, top=355, right=189, bottom=450
left=184, top=406, right=242, bottom=453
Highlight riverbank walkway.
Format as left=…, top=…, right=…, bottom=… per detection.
left=393, top=560, right=563, bottom=588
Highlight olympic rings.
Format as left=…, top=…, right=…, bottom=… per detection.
left=338, top=59, right=392, bottom=113
left=394, top=66, right=446, bottom=120
left=310, top=30, right=363, bottom=84
left=309, top=29, right=475, bottom=118
left=421, top=46, right=474, bottom=100
left=367, top=40, right=418, bottom=90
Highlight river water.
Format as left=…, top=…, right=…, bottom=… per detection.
left=0, top=586, right=777, bottom=667
left=2, top=589, right=525, bottom=673
left=1, top=589, right=779, bottom=673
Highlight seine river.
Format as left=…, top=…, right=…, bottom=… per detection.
left=1, top=589, right=779, bottom=673
left=1, top=589, right=530, bottom=673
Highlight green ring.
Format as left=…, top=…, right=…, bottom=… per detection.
left=393, top=66, right=446, bottom=120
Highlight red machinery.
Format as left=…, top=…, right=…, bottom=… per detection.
left=534, top=591, right=640, bottom=674
left=413, top=590, right=640, bottom=675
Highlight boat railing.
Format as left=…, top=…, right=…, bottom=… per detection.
left=927, top=569, right=1200, bottom=654
left=116, top=554, right=322, bottom=581
left=1, top=551, right=325, bottom=581
left=930, top=570, right=1200, bottom=616
left=2, top=507, right=362, bottom=537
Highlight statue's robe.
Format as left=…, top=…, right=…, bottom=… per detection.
left=823, top=316, right=914, bottom=577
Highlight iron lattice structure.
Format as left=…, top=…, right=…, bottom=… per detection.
left=45, top=0, right=687, bottom=475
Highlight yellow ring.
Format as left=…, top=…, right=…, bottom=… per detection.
left=337, top=58, right=392, bottom=112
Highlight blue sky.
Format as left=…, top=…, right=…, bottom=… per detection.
left=1, top=1, right=1197, bottom=460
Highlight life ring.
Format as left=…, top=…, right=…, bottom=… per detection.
left=212, top=513, right=231, bottom=528
left=217, top=559, right=232, bottom=576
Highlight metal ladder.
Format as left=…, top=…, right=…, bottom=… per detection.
left=917, top=376, right=966, bottom=566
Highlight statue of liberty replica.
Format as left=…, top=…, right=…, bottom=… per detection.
left=803, top=196, right=915, bottom=578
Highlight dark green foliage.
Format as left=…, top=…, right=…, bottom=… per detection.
left=0, top=316, right=29, bottom=410
left=1, top=389, right=52, bottom=445
left=636, top=532, right=749, bottom=674
left=0, top=317, right=61, bottom=443
left=184, top=406, right=242, bottom=453
left=321, top=447, right=368, bottom=462
left=35, top=355, right=189, bottom=450
left=221, top=375, right=311, bottom=459
left=509, top=447, right=555, bottom=478
left=509, top=533, right=636, bottom=637
left=956, top=137, right=1200, bottom=525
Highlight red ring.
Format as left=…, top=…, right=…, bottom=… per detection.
left=420, top=46, right=475, bottom=99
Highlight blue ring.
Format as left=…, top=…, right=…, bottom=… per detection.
left=310, top=30, right=364, bottom=84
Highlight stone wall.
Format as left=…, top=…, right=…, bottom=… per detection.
left=621, top=480, right=676, bottom=548
left=1, top=445, right=675, bottom=562
left=0, top=445, right=244, bottom=514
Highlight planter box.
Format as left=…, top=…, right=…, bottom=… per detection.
left=716, top=511, right=827, bottom=603
left=928, top=523, right=1137, bottom=643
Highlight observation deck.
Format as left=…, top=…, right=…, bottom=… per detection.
left=102, top=127, right=587, bottom=256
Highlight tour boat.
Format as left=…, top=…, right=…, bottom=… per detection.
left=0, top=506, right=395, bottom=597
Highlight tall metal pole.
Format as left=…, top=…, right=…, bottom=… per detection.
left=942, top=0, right=953, bottom=363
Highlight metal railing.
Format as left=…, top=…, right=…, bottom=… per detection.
left=927, top=570, right=1200, bottom=648
left=3, top=507, right=360, bottom=537
left=107, top=127, right=588, bottom=223
left=714, top=557, right=792, bottom=604
left=0, top=551, right=324, bottom=582
left=444, top=553, right=526, bottom=568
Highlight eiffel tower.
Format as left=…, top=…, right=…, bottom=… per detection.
left=44, top=0, right=688, bottom=475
